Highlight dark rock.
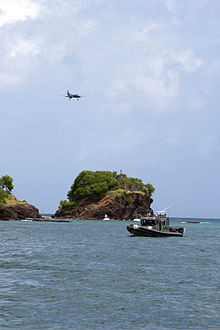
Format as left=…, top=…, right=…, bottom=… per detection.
left=0, top=202, right=41, bottom=220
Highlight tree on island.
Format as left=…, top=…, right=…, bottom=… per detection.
left=0, top=175, right=14, bottom=193
left=144, top=183, right=155, bottom=196
left=67, top=171, right=120, bottom=204
left=59, top=170, right=155, bottom=210
left=0, top=175, right=14, bottom=205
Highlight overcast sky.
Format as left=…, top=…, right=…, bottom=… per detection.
left=1, top=0, right=220, bottom=218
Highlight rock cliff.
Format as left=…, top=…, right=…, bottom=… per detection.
left=54, top=190, right=153, bottom=220
left=0, top=195, right=40, bottom=220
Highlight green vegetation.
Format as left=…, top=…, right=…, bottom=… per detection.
left=0, top=189, right=8, bottom=205
left=0, top=175, right=14, bottom=205
left=66, top=171, right=119, bottom=208
left=58, top=170, right=155, bottom=210
left=4, top=194, right=26, bottom=206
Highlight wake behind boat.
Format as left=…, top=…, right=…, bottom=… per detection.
left=127, top=211, right=186, bottom=237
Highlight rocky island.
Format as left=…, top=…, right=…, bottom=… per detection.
left=0, top=175, right=40, bottom=220
left=54, top=170, right=155, bottom=220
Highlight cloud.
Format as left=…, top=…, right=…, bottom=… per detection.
left=164, top=0, right=210, bottom=18
left=164, top=0, right=177, bottom=14
left=0, top=0, right=214, bottom=115
left=0, top=0, right=97, bottom=89
left=0, top=0, right=41, bottom=88
left=0, top=35, right=42, bottom=88
left=176, top=49, right=203, bottom=73
left=107, top=48, right=203, bottom=112
left=0, top=0, right=39, bottom=26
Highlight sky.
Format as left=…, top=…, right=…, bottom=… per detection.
left=1, top=0, right=220, bottom=218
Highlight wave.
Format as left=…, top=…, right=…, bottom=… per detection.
left=181, top=221, right=210, bottom=224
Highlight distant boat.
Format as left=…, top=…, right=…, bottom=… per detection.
left=133, top=218, right=141, bottom=222
left=103, top=214, right=110, bottom=221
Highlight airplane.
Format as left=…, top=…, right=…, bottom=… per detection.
left=60, top=90, right=85, bottom=100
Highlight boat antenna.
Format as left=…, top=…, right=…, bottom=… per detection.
left=157, top=206, right=170, bottom=216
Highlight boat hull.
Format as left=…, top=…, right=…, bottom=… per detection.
left=127, top=225, right=184, bottom=237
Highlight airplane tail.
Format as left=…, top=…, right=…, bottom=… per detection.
left=67, top=90, right=70, bottom=96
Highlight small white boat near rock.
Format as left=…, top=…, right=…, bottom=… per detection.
left=103, top=214, right=110, bottom=220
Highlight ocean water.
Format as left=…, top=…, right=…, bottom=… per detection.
left=0, top=217, right=219, bottom=329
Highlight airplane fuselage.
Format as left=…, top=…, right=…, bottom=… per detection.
left=66, top=91, right=81, bottom=100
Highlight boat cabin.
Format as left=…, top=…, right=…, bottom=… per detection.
left=141, top=218, right=156, bottom=226
left=140, top=213, right=170, bottom=231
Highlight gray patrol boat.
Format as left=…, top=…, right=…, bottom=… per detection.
left=127, top=211, right=186, bottom=237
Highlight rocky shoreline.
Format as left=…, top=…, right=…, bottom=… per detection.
left=54, top=190, right=153, bottom=221
left=0, top=191, right=153, bottom=221
left=0, top=171, right=155, bottom=221
left=0, top=193, right=154, bottom=222
left=0, top=202, right=41, bottom=220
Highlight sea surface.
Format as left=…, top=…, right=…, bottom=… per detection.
left=0, top=217, right=219, bottom=329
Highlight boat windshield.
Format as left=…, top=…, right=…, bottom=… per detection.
left=141, top=219, right=156, bottom=226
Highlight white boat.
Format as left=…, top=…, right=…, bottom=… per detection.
left=103, top=214, right=110, bottom=220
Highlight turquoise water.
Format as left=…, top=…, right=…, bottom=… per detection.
left=0, top=218, right=219, bottom=329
